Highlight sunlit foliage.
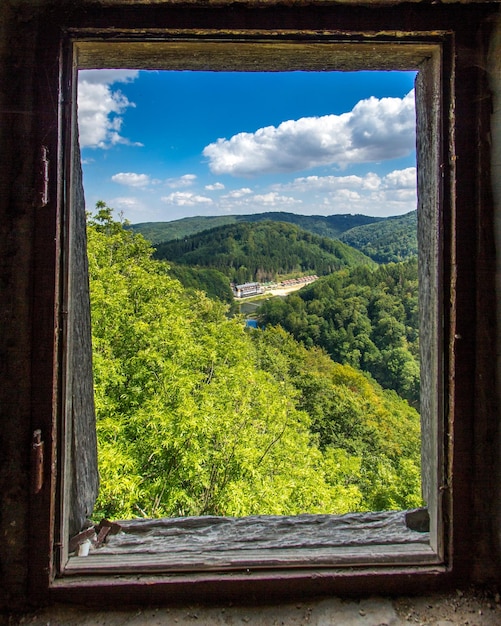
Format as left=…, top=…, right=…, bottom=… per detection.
left=88, top=204, right=422, bottom=520
left=154, top=220, right=374, bottom=284
left=258, top=260, right=419, bottom=406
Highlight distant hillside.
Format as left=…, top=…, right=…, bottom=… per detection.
left=167, top=264, right=234, bottom=304
left=128, top=212, right=382, bottom=244
left=258, top=258, right=420, bottom=406
left=339, top=210, right=417, bottom=263
left=128, top=216, right=237, bottom=244
left=154, top=220, right=375, bottom=284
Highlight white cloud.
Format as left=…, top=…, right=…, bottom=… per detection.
left=107, top=196, right=168, bottom=223
left=108, top=196, right=146, bottom=214
left=276, top=167, right=416, bottom=194
left=109, top=196, right=142, bottom=208
left=252, top=192, right=301, bottom=207
left=79, top=70, right=139, bottom=85
left=325, top=168, right=416, bottom=216
left=222, top=188, right=252, bottom=199
left=107, top=168, right=415, bottom=222
left=203, top=91, right=415, bottom=177
left=78, top=70, right=140, bottom=149
left=205, top=182, right=225, bottom=191
left=269, top=167, right=416, bottom=217
left=111, top=172, right=152, bottom=188
left=214, top=190, right=301, bottom=215
left=161, top=192, right=213, bottom=207
left=382, top=167, right=416, bottom=189
left=165, top=174, right=197, bottom=188
left=102, top=167, right=415, bottom=222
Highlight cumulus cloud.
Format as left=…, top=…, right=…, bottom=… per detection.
left=382, top=167, right=417, bottom=189
left=252, top=192, right=301, bottom=207
left=222, top=188, right=252, bottom=199
left=107, top=196, right=168, bottom=223
left=111, top=172, right=153, bottom=188
left=205, top=182, right=225, bottom=191
left=78, top=70, right=140, bottom=149
left=79, top=70, right=139, bottom=85
left=108, top=196, right=146, bottom=215
left=215, top=190, right=301, bottom=214
left=203, top=91, right=415, bottom=177
left=161, top=192, right=213, bottom=207
left=276, top=167, right=416, bottom=194
left=269, top=167, right=416, bottom=217
left=165, top=174, right=197, bottom=188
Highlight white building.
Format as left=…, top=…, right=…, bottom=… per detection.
left=233, top=282, right=265, bottom=298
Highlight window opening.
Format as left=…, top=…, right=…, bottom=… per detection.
left=60, top=40, right=443, bottom=575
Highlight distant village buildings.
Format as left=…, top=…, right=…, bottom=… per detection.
left=232, top=275, right=318, bottom=298
left=279, top=275, right=318, bottom=288
left=232, top=282, right=265, bottom=298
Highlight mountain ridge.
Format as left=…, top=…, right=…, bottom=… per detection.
left=339, top=210, right=417, bottom=263
left=127, top=211, right=383, bottom=244
left=154, top=220, right=375, bottom=284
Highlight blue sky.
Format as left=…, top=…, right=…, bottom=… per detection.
left=78, top=70, right=417, bottom=224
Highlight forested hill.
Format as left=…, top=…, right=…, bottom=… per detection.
left=128, top=211, right=382, bottom=244
left=339, top=210, right=417, bottom=264
left=88, top=206, right=422, bottom=520
left=258, top=259, right=420, bottom=407
left=154, top=220, right=375, bottom=284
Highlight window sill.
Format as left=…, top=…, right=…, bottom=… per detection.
left=63, top=510, right=438, bottom=575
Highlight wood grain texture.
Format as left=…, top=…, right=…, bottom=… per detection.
left=76, top=41, right=436, bottom=72
left=65, top=510, right=434, bottom=574
left=66, top=132, right=99, bottom=538
left=415, top=47, right=444, bottom=559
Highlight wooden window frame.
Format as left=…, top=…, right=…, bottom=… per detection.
left=62, top=33, right=447, bottom=585
left=27, top=2, right=496, bottom=605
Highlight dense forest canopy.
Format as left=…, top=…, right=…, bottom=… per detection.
left=339, top=210, right=417, bottom=263
left=88, top=204, right=422, bottom=520
left=166, top=263, right=234, bottom=304
left=128, top=211, right=382, bottom=245
left=154, top=220, right=375, bottom=284
left=258, top=260, right=420, bottom=406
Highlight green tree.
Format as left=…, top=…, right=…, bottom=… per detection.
left=251, top=326, right=422, bottom=511
left=88, top=205, right=368, bottom=519
left=258, top=259, right=420, bottom=406
left=88, top=204, right=422, bottom=521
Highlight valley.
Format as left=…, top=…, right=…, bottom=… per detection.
left=89, top=203, right=421, bottom=520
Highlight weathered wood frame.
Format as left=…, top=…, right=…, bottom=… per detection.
left=25, top=2, right=498, bottom=605
left=63, top=32, right=446, bottom=583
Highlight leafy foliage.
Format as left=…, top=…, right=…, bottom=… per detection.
left=127, top=212, right=382, bottom=244
left=154, top=220, right=375, bottom=284
left=258, top=260, right=420, bottom=406
left=88, top=204, right=422, bottom=521
left=167, top=263, right=234, bottom=304
left=253, top=326, right=422, bottom=512
left=339, top=210, right=417, bottom=263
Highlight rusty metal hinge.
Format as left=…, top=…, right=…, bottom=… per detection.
left=31, top=429, right=44, bottom=494
left=40, top=145, right=49, bottom=207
